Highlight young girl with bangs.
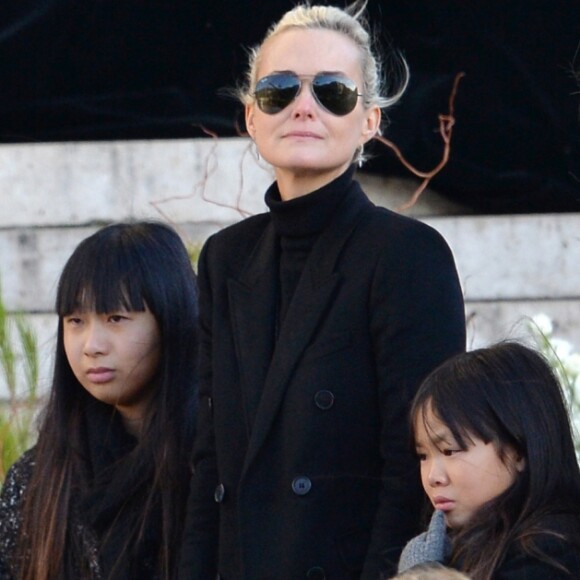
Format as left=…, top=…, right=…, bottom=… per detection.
left=398, top=341, right=580, bottom=579
left=0, top=221, right=198, bottom=579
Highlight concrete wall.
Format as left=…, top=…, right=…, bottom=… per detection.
left=1, top=138, right=579, bottom=397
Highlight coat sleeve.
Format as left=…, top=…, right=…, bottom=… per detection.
left=178, top=240, right=220, bottom=580
left=362, top=222, right=466, bottom=578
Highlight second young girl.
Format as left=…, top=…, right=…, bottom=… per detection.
left=0, top=221, right=198, bottom=579
left=398, top=341, right=580, bottom=579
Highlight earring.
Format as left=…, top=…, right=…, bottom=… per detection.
left=355, top=145, right=364, bottom=167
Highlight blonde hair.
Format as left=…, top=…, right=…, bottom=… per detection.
left=392, top=562, right=471, bottom=580
left=240, top=1, right=408, bottom=110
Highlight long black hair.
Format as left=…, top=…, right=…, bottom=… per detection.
left=410, top=341, right=580, bottom=580
left=18, top=221, right=198, bottom=579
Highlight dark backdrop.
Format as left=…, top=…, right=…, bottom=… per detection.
left=1, top=0, right=578, bottom=213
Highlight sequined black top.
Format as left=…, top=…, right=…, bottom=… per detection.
left=0, top=449, right=34, bottom=579
left=0, top=449, right=101, bottom=579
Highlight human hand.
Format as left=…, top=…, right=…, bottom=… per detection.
left=397, top=510, right=450, bottom=573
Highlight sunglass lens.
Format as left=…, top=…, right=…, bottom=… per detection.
left=312, top=75, right=359, bottom=116
left=254, top=74, right=300, bottom=114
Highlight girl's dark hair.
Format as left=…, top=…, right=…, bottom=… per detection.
left=410, top=341, right=580, bottom=580
left=18, top=221, right=198, bottom=579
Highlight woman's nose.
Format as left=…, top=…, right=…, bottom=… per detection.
left=291, top=81, right=317, bottom=117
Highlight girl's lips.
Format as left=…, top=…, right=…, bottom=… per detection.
left=433, top=497, right=455, bottom=511
left=87, top=368, right=115, bottom=384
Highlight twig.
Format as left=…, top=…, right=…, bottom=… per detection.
left=373, top=71, right=465, bottom=212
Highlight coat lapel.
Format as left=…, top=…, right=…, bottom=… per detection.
left=241, top=183, right=373, bottom=476
left=228, top=224, right=278, bottom=435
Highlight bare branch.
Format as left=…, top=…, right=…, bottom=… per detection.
left=373, top=72, right=465, bottom=212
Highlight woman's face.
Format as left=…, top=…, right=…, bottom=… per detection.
left=245, top=28, right=380, bottom=197
left=414, top=405, right=524, bottom=529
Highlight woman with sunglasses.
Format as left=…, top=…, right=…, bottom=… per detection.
left=179, top=3, right=466, bottom=579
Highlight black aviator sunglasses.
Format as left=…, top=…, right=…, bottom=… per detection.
left=253, top=72, right=363, bottom=116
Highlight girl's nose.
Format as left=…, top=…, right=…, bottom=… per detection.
left=427, top=459, right=449, bottom=487
left=84, top=322, right=108, bottom=356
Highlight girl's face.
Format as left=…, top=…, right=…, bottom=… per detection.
left=414, top=405, right=524, bottom=529
left=63, top=305, right=161, bottom=434
left=245, top=28, right=380, bottom=198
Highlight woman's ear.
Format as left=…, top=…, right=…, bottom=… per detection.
left=245, top=103, right=256, bottom=139
left=359, top=105, right=381, bottom=146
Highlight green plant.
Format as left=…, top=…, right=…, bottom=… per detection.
left=528, top=313, right=580, bottom=458
left=187, top=242, right=203, bottom=272
left=0, top=278, right=40, bottom=484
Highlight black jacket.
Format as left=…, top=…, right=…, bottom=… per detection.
left=179, top=173, right=466, bottom=580
left=494, top=515, right=580, bottom=579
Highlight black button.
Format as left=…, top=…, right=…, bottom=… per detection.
left=207, top=396, right=213, bottom=410
left=314, top=390, right=335, bottom=410
left=214, top=483, right=225, bottom=503
left=306, top=567, right=326, bottom=579
left=292, top=476, right=312, bottom=496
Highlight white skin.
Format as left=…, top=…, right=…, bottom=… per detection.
left=414, top=405, right=525, bottom=529
left=63, top=306, right=161, bottom=437
left=245, top=28, right=381, bottom=200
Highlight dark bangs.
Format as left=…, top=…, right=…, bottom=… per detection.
left=56, top=228, right=147, bottom=316
left=411, top=352, right=520, bottom=454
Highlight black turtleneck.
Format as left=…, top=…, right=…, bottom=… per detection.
left=264, top=167, right=355, bottom=327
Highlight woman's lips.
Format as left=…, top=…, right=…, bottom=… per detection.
left=284, top=131, right=322, bottom=139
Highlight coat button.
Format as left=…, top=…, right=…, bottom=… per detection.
left=306, top=567, right=326, bottom=579
left=292, top=476, right=312, bottom=496
left=314, top=390, right=335, bottom=410
left=214, top=483, right=226, bottom=503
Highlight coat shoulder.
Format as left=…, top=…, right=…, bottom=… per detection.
left=354, top=205, right=456, bottom=270
left=363, top=205, right=449, bottom=246
left=1, top=448, right=35, bottom=504
left=206, top=213, right=270, bottom=250
left=0, top=448, right=36, bottom=578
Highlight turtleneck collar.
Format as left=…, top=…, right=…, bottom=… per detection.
left=265, top=166, right=356, bottom=238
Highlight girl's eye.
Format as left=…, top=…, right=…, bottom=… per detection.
left=65, top=316, right=82, bottom=326
left=108, top=314, right=129, bottom=323
left=442, top=448, right=461, bottom=456
left=416, top=453, right=427, bottom=461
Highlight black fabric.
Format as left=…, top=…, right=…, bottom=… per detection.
left=264, top=166, right=354, bottom=237
left=179, top=175, right=466, bottom=579
left=491, top=513, right=580, bottom=579
left=0, top=1, right=578, bottom=213
left=363, top=1, right=580, bottom=214
left=265, top=167, right=354, bottom=324
left=77, top=402, right=161, bottom=580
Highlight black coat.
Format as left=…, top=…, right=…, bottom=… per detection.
left=494, top=515, right=580, bottom=579
left=180, top=176, right=466, bottom=580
